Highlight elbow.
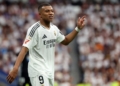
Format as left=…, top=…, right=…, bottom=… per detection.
left=61, top=37, right=70, bottom=45
left=64, top=42, right=69, bottom=45
left=62, top=41, right=70, bottom=45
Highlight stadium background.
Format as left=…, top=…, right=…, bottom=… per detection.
left=0, top=0, right=120, bottom=86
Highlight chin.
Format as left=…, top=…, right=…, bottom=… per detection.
left=49, top=19, right=53, bottom=22
left=50, top=20, right=53, bottom=22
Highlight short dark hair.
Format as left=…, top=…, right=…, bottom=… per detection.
left=38, top=2, right=51, bottom=11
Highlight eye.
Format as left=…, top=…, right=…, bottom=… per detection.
left=45, top=10, right=49, bottom=12
left=51, top=10, right=54, bottom=13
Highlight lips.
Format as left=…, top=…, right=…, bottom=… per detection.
left=49, top=16, right=53, bottom=19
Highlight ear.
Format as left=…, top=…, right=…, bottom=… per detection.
left=39, top=12, right=41, bottom=16
left=39, top=12, right=42, bottom=18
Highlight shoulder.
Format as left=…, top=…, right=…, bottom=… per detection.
left=28, top=22, right=40, bottom=31
left=50, top=23, right=59, bottom=31
left=27, top=22, right=40, bottom=37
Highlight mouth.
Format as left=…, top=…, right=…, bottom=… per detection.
left=49, top=16, right=54, bottom=19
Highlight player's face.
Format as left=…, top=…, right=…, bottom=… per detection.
left=40, top=6, right=54, bottom=22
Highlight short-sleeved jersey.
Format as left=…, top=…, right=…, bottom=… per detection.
left=23, top=21, right=65, bottom=79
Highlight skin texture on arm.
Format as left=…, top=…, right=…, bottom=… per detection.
left=61, top=30, right=78, bottom=45
left=61, top=16, right=86, bottom=45
left=6, top=46, right=28, bottom=83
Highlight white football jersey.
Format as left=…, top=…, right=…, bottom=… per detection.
left=23, top=21, right=65, bottom=79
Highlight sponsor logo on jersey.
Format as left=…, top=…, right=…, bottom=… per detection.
left=43, top=39, right=55, bottom=45
left=42, top=34, right=47, bottom=39
left=43, top=39, right=56, bottom=48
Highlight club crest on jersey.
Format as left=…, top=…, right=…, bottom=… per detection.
left=54, top=31, right=56, bottom=36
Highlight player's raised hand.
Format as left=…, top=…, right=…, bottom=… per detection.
left=6, top=68, right=18, bottom=83
left=77, top=16, right=86, bottom=30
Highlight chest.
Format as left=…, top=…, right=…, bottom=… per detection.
left=38, top=29, right=57, bottom=40
left=37, top=28, right=57, bottom=48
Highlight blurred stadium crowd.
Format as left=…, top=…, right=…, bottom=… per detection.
left=0, top=0, right=120, bottom=86
left=76, top=0, right=120, bottom=86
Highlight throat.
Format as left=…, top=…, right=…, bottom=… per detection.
left=40, top=20, right=50, bottom=29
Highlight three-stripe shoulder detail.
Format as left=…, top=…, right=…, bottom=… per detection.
left=29, top=23, right=40, bottom=37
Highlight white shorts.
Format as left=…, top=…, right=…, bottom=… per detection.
left=30, top=74, right=54, bottom=86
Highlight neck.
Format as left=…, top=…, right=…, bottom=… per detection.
left=40, top=19, right=50, bottom=29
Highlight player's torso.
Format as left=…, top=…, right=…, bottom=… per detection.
left=30, top=23, right=58, bottom=65
left=36, top=24, right=57, bottom=50
left=27, top=22, right=58, bottom=78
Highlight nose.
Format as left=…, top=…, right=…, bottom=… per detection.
left=49, top=11, right=54, bottom=15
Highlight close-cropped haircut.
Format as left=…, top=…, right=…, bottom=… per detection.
left=38, top=3, right=51, bottom=11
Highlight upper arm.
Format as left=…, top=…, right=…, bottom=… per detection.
left=55, top=26, right=65, bottom=44
left=21, top=46, right=29, bottom=54
left=60, top=37, right=68, bottom=45
left=22, top=24, right=39, bottom=50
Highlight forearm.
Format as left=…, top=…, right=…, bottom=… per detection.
left=13, top=46, right=28, bottom=69
left=66, top=29, right=78, bottom=43
left=61, top=28, right=79, bottom=45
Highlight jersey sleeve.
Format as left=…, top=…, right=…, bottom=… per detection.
left=55, top=26, right=65, bottom=43
left=22, top=27, right=38, bottom=50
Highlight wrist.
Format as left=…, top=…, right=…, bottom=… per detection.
left=13, top=66, right=19, bottom=71
left=75, top=27, right=80, bottom=32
